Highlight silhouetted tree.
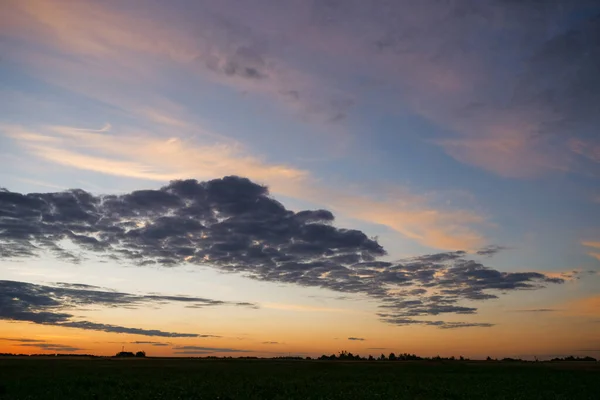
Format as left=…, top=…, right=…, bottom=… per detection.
left=551, top=356, right=597, bottom=362
left=135, top=351, right=146, bottom=358
left=389, top=352, right=397, bottom=361
left=368, top=355, right=374, bottom=361
left=379, top=353, right=386, bottom=361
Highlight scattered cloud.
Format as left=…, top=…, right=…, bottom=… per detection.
left=261, top=341, right=280, bottom=345
left=0, top=177, right=564, bottom=328
left=513, top=309, right=559, bottom=313
left=347, top=337, right=365, bottom=341
left=0, top=280, right=247, bottom=337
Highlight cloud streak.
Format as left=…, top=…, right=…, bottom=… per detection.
left=19, top=343, right=85, bottom=352
left=0, top=279, right=249, bottom=337
left=582, top=241, right=600, bottom=262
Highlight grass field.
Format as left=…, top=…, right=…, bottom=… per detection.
left=0, top=358, right=598, bottom=399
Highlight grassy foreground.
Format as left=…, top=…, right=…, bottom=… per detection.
left=0, top=358, right=598, bottom=399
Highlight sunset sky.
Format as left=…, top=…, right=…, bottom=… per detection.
left=1, top=0, right=599, bottom=360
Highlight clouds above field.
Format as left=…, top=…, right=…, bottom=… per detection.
left=0, top=280, right=251, bottom=337
left=0, top=177, right=564, bottom=328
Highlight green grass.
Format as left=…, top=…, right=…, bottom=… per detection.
left=0, top=358, right=598, bottom=399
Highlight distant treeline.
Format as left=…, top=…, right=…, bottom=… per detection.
left=318, top=351, right=427, bottom=361
left=550, top=356, right=597, bottom=362
left=0, top=351, right=597, bottom=362
left=317, top=352, right=597, bottom=362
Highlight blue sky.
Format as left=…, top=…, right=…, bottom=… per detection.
left=0, top=0, right=599, bottom=358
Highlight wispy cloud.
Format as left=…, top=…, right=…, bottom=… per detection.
left=19, top=343, right=85, bottom=352
left=0, top=280, right=246, bottom=337
left=582, top=241, right=600, bottom=262
left=348, top=337, right=366, bottom=341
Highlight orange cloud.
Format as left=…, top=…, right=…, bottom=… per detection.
left=582, top=242, right=600, bottom=262
left=589, top=253, right=600, bottom=261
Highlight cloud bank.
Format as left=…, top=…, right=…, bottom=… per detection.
left=0, top=177, right=563, bottom=327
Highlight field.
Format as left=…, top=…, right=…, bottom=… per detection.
left=0, top=358, right=598, bottom=399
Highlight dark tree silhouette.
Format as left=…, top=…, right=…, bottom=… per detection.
left=389, top=352, right=397, bottom=361
left=135, top=351, right=146, bottom=358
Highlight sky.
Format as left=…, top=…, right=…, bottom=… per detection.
left=0, top=0, right=599, bottom=360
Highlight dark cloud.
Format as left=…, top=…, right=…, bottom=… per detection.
left=0, top=280, right=241, bottom=337
left=19, top=343, right=84, bottom=352
left=476, top=245, right=507, bottom=257
left=347, top=337, right=365, bottom=341
left=513, top=308, right=558, bottom=313
left=375, top=316, right=494, bottom=329
left=59, top=321, right=197, bottom=338
left=0, top=176, right=563, bottom=328
left=261, top=341, right=280, bottom=345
